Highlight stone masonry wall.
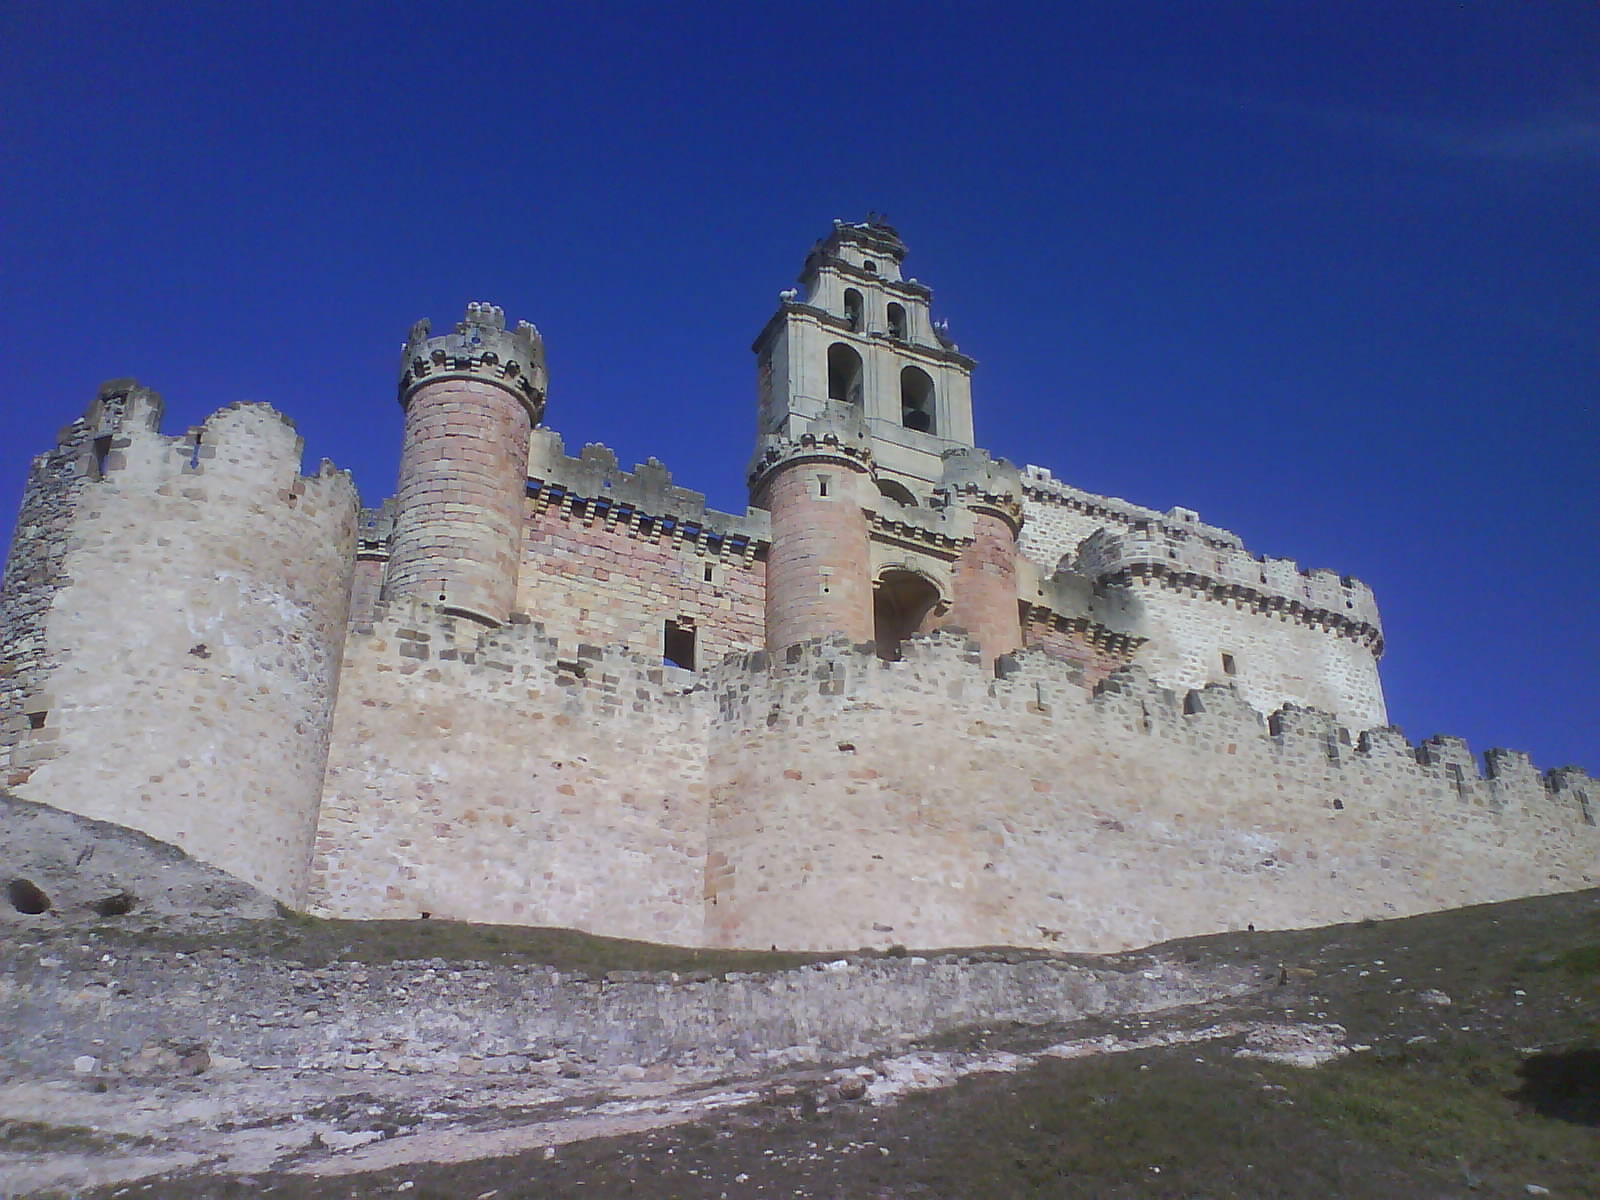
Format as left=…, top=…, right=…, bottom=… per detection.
left=306, top=614, right=1595, bottom=953
left=518, top=499, right=765, bottom=668
left=311, top=598, right=710, bottom=944
left=1128, top=581, right=1386, bottom=728
left=1020, top=469, right=1385, bottom=727
left=700, top=635, right=1596, bottom=952
left=1, top=401, right=102, bottom=766
left=942, top=509, right=1022, bottom=663
left=385, top=376, right=532, bottom=625
left=1018, top=610, right=1131, bottom=687
left=3, top=403, right=358, bottom=905
left=759, top=458, right=875, bottom=650
left=0, top=934, right=1255, bottom=1081
left=516, top=433, right=769, bottom=667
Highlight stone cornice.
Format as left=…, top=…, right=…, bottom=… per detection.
left=748, top=432, right=874, bottom=497
left=943, top=486, right=1024, bottom=533
left=820, top=259, right=931, bottom=299
left=865, top=510, right=968, bottom=561
left=525, top=479, right=767, bottom=563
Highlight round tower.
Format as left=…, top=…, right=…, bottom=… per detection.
left=938, top=447, right=1025, bottom=665
left=386, top=304, right=547, bottom=626
left=750, top=405, right=876, bottom=651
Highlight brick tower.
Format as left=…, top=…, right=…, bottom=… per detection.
left=386, top=304, right=547, bottom=626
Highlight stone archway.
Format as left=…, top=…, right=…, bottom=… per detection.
left=873, top=569, right=943, bottom=661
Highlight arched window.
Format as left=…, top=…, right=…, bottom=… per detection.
left=886, top=302, right=906, bottom=341
left=900, top=366, right=935, bottom=433
left=827, top=342, right=864, bottom=405
left=843, top=289, right=863, bottom=332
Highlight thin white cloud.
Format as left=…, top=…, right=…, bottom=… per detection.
left=1174, top=80, right=1600, bottom=169
left=1384, top=110, right=1600, bottom=165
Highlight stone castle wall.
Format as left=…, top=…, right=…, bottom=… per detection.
left=1019, top=467, right=1385, bottom=727
left=311, top=598, right=711, bottom=943
left=1, top=401, right=358, bottom=904
left=302, top=600, right=1597, bottom=952
left=706, top=637, right=1594, bottom=951
left=1124, top=580, right=1386, bottom=727
left=514, top=432, right=768, bottom=666
left=0, top=392, right=108, bottom=762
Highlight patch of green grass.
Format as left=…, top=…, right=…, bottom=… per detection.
left=1550, top=943, right=1600, bottom=977
left=86, top=912, right=842, bottom=974
left=1286, top=1044, right=1598, bottom=1192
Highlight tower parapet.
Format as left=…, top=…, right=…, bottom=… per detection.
left=937, top=446, right=1024, bottom=531
left=386, top=304, right=546, bottom=626
left=2, top=392, right=358, bottom=904
left=398, top=302, right=547, bottom=423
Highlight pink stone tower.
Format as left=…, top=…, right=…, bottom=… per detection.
left=750, top=407, right=877, bottom=651
left=386, top=304, right=547, bottom=626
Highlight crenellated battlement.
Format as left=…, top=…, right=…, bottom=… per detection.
left=748, top=400, right=876, bottom=492
left=399, top=302, right=548, bottom=424
left=1073, top=526, right=1383, bottom=650
left=1025, top=467, right=1380, bottom=627
left=699, top=631, right=1593, bottom=827
left=1022, top=464, right=1243, bottom=547
left=937, top=446, right=1024, bottom=530
left=528, top=431, right=770, bottom=552
left=2, top=390, right=359, bottom=904
left=350, top=593, right=702, bottom=717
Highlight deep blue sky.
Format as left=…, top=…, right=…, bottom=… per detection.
left=2, top=2, right=1595, bottom=769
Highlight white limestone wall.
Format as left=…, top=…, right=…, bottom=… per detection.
left=311, top=600, right=710, bottom=943
left=1019, top=492, right=1116, bottom=573
left=701, top=637, right=1594, bottom=952
left=1019, top=480, right=1385, bottom=729
left=1128, top=585, right=1387, bottom=729
left=7, top=404, right=358, bottom=904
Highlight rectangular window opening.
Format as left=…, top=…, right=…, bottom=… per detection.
left=91, top=436, right=112, bottom=479
left=703, top=563, right=715, bottom=583
left=27, top=711, right=47, bottom=730
left=1221, top=652, right=1237, bottom=676
left=664, top=619, right=696, bottom=671
left=817, top=474, right=831, bottom=498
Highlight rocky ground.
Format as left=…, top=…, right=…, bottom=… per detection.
left=2, top=888, right=1596, bottom=1198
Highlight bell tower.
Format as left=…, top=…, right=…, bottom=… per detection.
left=751, top=217, right=978, bottom=499
left=751, top=220, right=1025, bottom=665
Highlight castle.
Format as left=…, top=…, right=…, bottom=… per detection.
left=3, top=220, right=1594, bottom=951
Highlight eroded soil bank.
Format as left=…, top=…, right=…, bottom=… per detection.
left=3, top=890, right=1598, bottom=1197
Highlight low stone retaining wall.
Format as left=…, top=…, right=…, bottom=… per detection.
left=0, top=935, right=1260, bottom=1081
